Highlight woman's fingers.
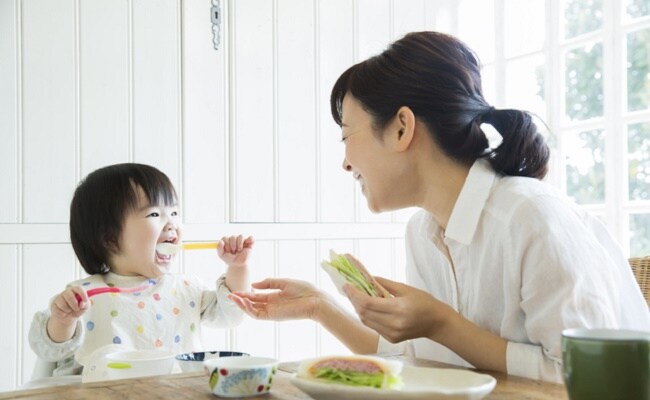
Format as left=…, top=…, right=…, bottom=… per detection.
left=229, top=294, right=260, bottom=317
left=250, top=278, right=292, bottom=291
left=229, top=293, right=276, bottom=320
left=374, top=276, right=407, bottom=296
left=232, top=290, right=280, bottom=303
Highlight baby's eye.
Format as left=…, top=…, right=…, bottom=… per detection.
left=146, top=212, right=160, bottom=218
left=171, top=210, right=179, bottom=217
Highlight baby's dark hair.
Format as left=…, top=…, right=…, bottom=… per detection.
left=69, top=163, right=177, bottom=275
left=330, top=31, right=549, bottom=179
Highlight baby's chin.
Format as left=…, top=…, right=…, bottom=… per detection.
left=141, top=264, right=171, bottom=279
left=155, top=264, right=172, bottom=276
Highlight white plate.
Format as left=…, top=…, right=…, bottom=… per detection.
left=290, top=366, right=496, bottom=400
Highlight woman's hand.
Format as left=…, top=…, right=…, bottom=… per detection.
left=230, top=277, right=381, bottom=353
left=229, top=278, right=327, bottom=321
left=345, top=276, right=508, bottom=372
left=344, top=276, right=455, bottom=343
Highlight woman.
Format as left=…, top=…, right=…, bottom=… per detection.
left=229, top=31, right=650, bottom=383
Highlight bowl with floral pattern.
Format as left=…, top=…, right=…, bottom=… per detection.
left=176, top=351, right=250, bottom=372
left=204, top=356, right=278, bottom=397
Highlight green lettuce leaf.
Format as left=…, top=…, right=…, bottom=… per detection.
left=325, top=254, right=379, bottom=297
left=314, top=367, right=385, bottom=388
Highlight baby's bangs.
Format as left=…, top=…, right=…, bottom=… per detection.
left=139, top=177, right=177, bottom=207
left=129, top=166, right=178, bottom=208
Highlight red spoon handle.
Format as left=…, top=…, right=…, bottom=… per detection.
left=75, top=283, right=151, bottom=302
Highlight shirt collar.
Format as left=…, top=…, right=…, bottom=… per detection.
left=444, top=158, right=497, bottom=245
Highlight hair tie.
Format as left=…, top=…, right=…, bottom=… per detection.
left=482, top=106, right=496, bottom=124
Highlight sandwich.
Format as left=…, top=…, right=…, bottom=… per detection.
left=321, top=250, right=391, bottom=298
left=297, top=355, right=403, bottom=389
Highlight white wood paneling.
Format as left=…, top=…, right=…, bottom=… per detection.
left=457, top=0, right=496, bottom=63
left=0, top=222, right=406, bottom=244
left=22, top=0, right=77, bottom=223
left=21, top=244, right=77, bottom=384
left=277, top=240, right=318, bottom=361
left=231, top=0, right=275, bottom=222
left=393, top=238, right=407, bottom=283
left=232, top=241, right=277, bottom=358
left=78, top=0, right=130, bottom=174
left=181, top=0, right=229, bottom=224
left=317, top=0, right=356, bottom=222
left=393, top=0, right=429, bottom=39
left=276, top=0, right=317, bottom=222
left=317, top=239, right=355, bottom=356
left=357, top=0, right=391, bottom=60
left=0, top=0, right=19, bottom=224
left=132, top=0, right=181, bottom=183
left=0, top=246, right=19, bottom=391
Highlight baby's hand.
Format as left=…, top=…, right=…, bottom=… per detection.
left=218, top=235, right=254, bottom=268
left=50, top=286, right=89, bottom=324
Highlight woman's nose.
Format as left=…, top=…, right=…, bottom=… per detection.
left=342, top=158, right=352, bottom=172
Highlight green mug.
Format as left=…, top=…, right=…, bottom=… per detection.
left=562, top=328, right=650, bottom=400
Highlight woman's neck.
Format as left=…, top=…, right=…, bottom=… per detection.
left=417, top=155, right=471, bottom=231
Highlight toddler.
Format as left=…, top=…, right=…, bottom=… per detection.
left=29, top=163, right=252, bottom=377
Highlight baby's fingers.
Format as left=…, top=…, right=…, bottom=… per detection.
left=71, top=287, right=89, bottom=307
left=220, top=235, right=243, bottom=254
left=242, top=236, right=254, bottom=249
left=232, top=290, right=277, bottom=303
left=60, top=288, right=88, bottom=314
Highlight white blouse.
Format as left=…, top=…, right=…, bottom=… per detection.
left=379, top=158, right=650, bottom=382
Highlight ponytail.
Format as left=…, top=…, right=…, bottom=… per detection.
left=481, top=108, right=549, bottom=179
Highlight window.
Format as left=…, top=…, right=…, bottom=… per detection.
left=455, top=0, right=650, bottom=257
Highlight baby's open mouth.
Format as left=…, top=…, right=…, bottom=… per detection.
left=156, top=250, right=172, bottom=262
left=156, top=239, right=177, bottom=261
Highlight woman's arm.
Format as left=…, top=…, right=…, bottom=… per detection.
left=315, top=293, right=380, bottom=354
left=230, top=278, right=380, bottom=354
left=344, top=277, right=507, bottom=372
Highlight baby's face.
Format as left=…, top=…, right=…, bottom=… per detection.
left=108, top=186, right=181, bottom=278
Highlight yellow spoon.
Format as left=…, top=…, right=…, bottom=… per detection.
left=156, top=242, right=219, bottom=255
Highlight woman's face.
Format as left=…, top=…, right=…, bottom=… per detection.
left=107, top=186, right=182, bottom=278
left=340, top=94, right=408, bottom=213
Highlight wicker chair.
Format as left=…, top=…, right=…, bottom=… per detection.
left=629, top=256, right=650, bottom=307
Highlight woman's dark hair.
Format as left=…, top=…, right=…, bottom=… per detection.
left=330, top=31, right=549, bottom=179
left=69, top=163, right=177, bottom=275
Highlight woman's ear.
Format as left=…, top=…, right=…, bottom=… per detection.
left=392, top=106, right=416, bottom=152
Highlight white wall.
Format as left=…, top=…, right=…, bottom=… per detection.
left=0, top=0, right=442, bottom=391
